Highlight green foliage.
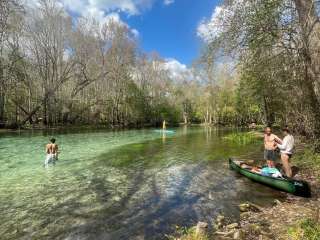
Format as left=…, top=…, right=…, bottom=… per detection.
left=218, top=106, right=237, bottom=125
left=202, top=0, right=320, bottom=136
left=223, top=131, right=261, bottom=145
left=235, top=71, right=263, bottom=125
left=288, top=219, right=320, bottom=240
left=149, top=100, right=181, bottom=126
left=293, top=147, right=320, bottom=172
left=124, top=80, right=151, bottom=125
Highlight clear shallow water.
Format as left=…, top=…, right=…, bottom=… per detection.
left=0, top=127, right=285, bottom=240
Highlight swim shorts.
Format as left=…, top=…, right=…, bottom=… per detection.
left=264, top=149, right=276, bottom=161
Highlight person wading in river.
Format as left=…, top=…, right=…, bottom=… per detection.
left=264, top=127, right=281, bottom=168
left=162, top=120, right=166, bottom=130
left=277, top=128, right=294, bottom=177
left=45, top=138, right=58, bottom=167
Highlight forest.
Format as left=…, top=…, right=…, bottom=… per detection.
left=198, top=0, right=320, bottom=140
left=1, top=0, right=320, bottom=141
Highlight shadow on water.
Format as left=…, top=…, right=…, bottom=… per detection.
left=0, top=127, right=286, bottom=240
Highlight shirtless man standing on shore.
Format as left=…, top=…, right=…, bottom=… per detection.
left=264, top=127, right=281, bottom=167
left=45, top=138, right=58, bottom=167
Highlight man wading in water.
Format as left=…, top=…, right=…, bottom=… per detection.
left=264, top=127, right=281, bottom=167
left=45, top=138, right=58, bottom=167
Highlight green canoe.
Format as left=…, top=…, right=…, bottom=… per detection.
left=229, top=158, right=311, bottom=197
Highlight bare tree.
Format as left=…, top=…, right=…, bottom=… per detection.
left=23, top=0, right=75, bottom=125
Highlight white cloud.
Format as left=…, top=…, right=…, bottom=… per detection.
left=163, top=58, right=188, bottom=78
left=59, top=0, right=143, bottom=38
left=131, top=28, right=140, bottom=37
left=93, top=11, right=122, bottom=26
left=197, top=6, right=225, bottom=43
left=132, top=58, right=199, bottom=83
left=60, top=0, right=153, bottom=16
left=25, top=0, right=140, bottom=40
left=88, top=0, right=138, bottom=15
left=27, top=0, right=155, bottom=16
left=100, top=12, right=140, bottom=37
left=164, top=0, right=174, bottom=6
left=60, top=0, right=86, bottom=14
left=162, top=58, right=199, bottom=82
left=197, top=1, right=249, bottom=43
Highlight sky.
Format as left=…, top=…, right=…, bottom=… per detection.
left=51, top=0, right=222, bottom=66
left=124, top=0, right=222, bottom=65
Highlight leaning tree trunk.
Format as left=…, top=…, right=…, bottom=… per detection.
left=294, top=0, right=320, bottom=138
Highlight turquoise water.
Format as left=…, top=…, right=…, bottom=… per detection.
left=0, top=127, right=285, bottom=240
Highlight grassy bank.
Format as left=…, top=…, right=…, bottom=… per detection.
left=293, top=146, right=320, bottom=180
left=223, top=131, right=262, bottom=145
left=288, top=218, right=320, bottom=240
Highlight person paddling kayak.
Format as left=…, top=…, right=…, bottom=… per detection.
left=45, top=138, right=58, bottom=167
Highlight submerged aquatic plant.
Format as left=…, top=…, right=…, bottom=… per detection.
left=166, top=225, right=209, bottom=240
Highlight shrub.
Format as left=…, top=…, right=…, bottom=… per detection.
left=287, top=219, right=320, bottom=240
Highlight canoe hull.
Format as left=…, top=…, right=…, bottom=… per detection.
left=229, top=158, right=311, bottom=198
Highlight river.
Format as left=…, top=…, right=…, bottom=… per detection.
left=0, top=126, right=285, bottom=240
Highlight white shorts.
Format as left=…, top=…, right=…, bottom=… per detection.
left=45, top=153, right=57, bottom=165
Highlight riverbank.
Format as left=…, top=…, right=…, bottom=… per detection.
left=169, top=144, right=320, bottom=240
left=0, top=122, right=263, bottom=132
left=0, top=122, right=189, bottom=132
left=0, top=124, right=161, bottom=135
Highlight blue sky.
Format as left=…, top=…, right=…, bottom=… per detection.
left=56, top=0, right=222, bottom=66
left=124, top=0, right=221, bottom=65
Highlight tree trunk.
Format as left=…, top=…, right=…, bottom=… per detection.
left=294, top=0, right=320, bottom=137
left=206, top=108, right=209, bottom=124
left=0, top=91, right=4, bottom=122
left=0, top=59, right=5, bottom=123
left=21, top=106, right=41, bottom=126
left=43, top=96, right=48, bottom=126
left=262, top=95, right=275, bottom=126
